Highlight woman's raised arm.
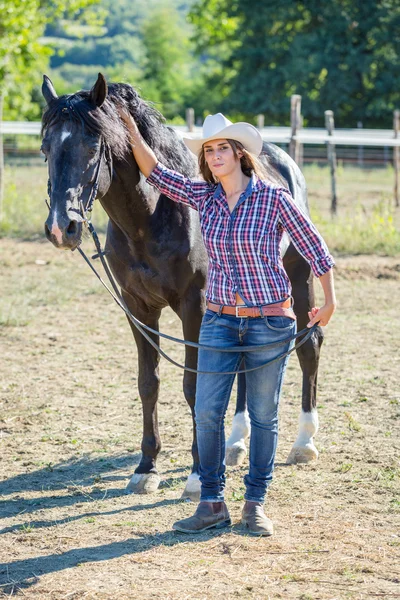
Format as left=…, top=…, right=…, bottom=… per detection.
left=119, top=108, right=158, bottom=178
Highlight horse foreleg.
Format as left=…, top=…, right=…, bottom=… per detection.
left=178, top=290, right=203, bottom=502
left=225, top=366, right=250, bottom=466
left=124, top=298, right=162, bottom=494
left=286, top=255, right=324, bottom=464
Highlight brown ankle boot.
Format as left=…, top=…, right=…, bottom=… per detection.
left=241, top=501, right=273, bottom=536
left=173, top=501, right=231, bottom=534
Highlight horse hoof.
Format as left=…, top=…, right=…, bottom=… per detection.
left=225, top=443, right=247, bottom=467
left=126, top=472, right=161, bottom=494
left=181, top=473, right=201, bottom=502
left=286, top=444, right=319, bottom=465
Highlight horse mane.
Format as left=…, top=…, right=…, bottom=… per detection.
left=41, top=83, right=196, bottom=176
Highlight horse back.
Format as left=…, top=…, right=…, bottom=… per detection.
left=261, top=142, right=309, bottom=214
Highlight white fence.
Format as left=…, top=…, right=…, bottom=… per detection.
left=1, top=107, right=400, bottom=210
left=3, top=121, right=400, bottom=147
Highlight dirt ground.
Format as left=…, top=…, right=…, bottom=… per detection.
left=0, top=238, right=399, bottom=599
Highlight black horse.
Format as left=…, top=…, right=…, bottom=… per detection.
left=41, top=73, right=323, bottom=500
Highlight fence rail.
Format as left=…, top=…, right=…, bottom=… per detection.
left=1, top=95, right=400, bottom=212
left=3, top=121, right=400, bottom=147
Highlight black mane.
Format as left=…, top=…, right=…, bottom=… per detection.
left=42, top=83, right=196, bottom=175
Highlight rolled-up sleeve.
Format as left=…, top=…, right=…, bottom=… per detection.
left=146, top=162, right=210, bottom=211
left=278, top=191, right=335, bottom=277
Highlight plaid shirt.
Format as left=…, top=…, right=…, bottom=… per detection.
left=147, top=163, right=335, bottom=306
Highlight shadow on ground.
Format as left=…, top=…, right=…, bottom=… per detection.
left=0, top=521, right=239, bottom=594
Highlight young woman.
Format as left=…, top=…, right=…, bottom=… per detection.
left=120, top=111, right=336, bottom=536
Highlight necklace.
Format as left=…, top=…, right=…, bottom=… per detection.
left=226, top=188, right=245, bottom=198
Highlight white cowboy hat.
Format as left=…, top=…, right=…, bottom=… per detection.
left=183, top=113, right=263, bottom=157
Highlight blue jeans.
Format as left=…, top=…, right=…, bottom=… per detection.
left=195, top=309, right=296, bottom=504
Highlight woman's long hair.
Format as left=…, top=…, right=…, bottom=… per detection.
left=198, top=139, right=269, bottom=184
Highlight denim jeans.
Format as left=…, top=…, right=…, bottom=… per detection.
left=195, top=309, right=296, bottom=504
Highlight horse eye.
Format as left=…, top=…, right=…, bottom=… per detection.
left=40, top=145, right=48, bottom=162
left=88, top=147, right=98, bottom=157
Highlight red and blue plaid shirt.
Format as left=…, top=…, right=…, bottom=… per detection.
left=147, top=163, right=335, bottom=306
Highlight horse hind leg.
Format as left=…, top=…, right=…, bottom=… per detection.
left=225, top=365, right=250, bottom=467
left=287, top=326, right=323, bottom=464
left=284, top=249, right=324, bottom=465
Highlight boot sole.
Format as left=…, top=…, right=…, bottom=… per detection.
left=173, top=518, right=231, bottom=534
left=241, top=518, right=273, bottom=536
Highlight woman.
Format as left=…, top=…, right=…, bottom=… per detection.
left=120, top=111, right=336, bottom=536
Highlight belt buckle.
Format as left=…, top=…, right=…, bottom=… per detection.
left=235, top=306, right=247, bottom=318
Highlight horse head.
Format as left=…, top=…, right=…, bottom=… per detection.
left=41, top=73, right=125, bottom=250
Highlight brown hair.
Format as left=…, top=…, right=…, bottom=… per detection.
left=198, top=139, right=269, bottom=184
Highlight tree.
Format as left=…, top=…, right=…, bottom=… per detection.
left=139, top=4, right=195, bottom=119
left=189, top=0, right=400, bottom=127
left=0, top=0, right=100, bottom=218
left=0, top=0, right=101, bottom=119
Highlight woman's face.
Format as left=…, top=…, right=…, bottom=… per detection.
left=202, top=139, right=243, bottom=179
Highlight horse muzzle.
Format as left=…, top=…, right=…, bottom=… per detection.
left=44, top=211, right=83, bottom=250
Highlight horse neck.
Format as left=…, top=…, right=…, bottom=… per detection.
left=100, top=153, right=158, bottom=234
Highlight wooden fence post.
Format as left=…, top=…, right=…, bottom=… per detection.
left=0, top=93, right=4, bottom=223
left=186, top=108, right=195, bottom=132
left=325, top=110, right=338, bottom=215
left=256, top=114, right=265, bottom=130
left=298, top=114, right=304, bottom=169
left=394, top=110, right=399, bottom=208
left=289, top=95, right=302, bottom=165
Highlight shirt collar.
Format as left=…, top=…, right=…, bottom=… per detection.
left=212, top=172, right=262, bottom=201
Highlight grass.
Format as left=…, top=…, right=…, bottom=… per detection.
left=311, top=198, right=400, bottom=255
left=0, top=164, right=108, bottom=238
left=1, top=163, right=399, bottom=255
left=305, top=163, right=400, bottom=255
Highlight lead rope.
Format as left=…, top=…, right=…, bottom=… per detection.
left=45, top=141, right=318, bottom=375
left=75, top=220, right=318, bottom=376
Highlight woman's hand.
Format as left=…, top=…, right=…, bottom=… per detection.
left=117, top=106, right=158, bottom=178
left=307, top=302, right=336, bottom=327
left=118, top=106, right=139, bottom=140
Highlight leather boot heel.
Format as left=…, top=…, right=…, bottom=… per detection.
left=173, top=501, right=231, bottom=534
left=215, top=517, right=232, bottom=529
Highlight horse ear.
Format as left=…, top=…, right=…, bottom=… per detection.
left=42, top=75, right=58, bottom=105
left=90, top=73, right=108, bottom=108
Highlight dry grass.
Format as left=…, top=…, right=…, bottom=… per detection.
left=0, top=237, right=399, bottom=599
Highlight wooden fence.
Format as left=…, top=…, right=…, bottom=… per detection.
left=1, top=94, right=400, bottom=214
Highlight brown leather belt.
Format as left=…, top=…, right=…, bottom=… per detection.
left=207, top=298, right=296, bottom=319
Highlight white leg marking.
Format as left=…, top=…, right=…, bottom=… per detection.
left=181, top=472, right=201, bottom=502
left=125, top=472, right=161, bottom=494
left=287, top=409, right=319, bottom=464
left=227, top=410, right=250, bottom=446
left=226, top=410, right=250, bottom=466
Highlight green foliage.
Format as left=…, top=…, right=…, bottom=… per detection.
left=43, top=0, right=198, bottom=120
left=189, top=0, right=400, bottom=126
left=0, top=0, right=101, bottom=120
left=139, top=5, right=194, bottom=118
left=50, top=33, right=143, bottom=69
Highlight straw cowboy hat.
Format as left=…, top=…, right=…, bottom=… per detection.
left=183, top=113, right=263, bottom=157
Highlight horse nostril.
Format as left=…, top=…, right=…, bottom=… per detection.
left=66, top=220, right=78, bottom=237
left=44, top=222, right=51, bottom=239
